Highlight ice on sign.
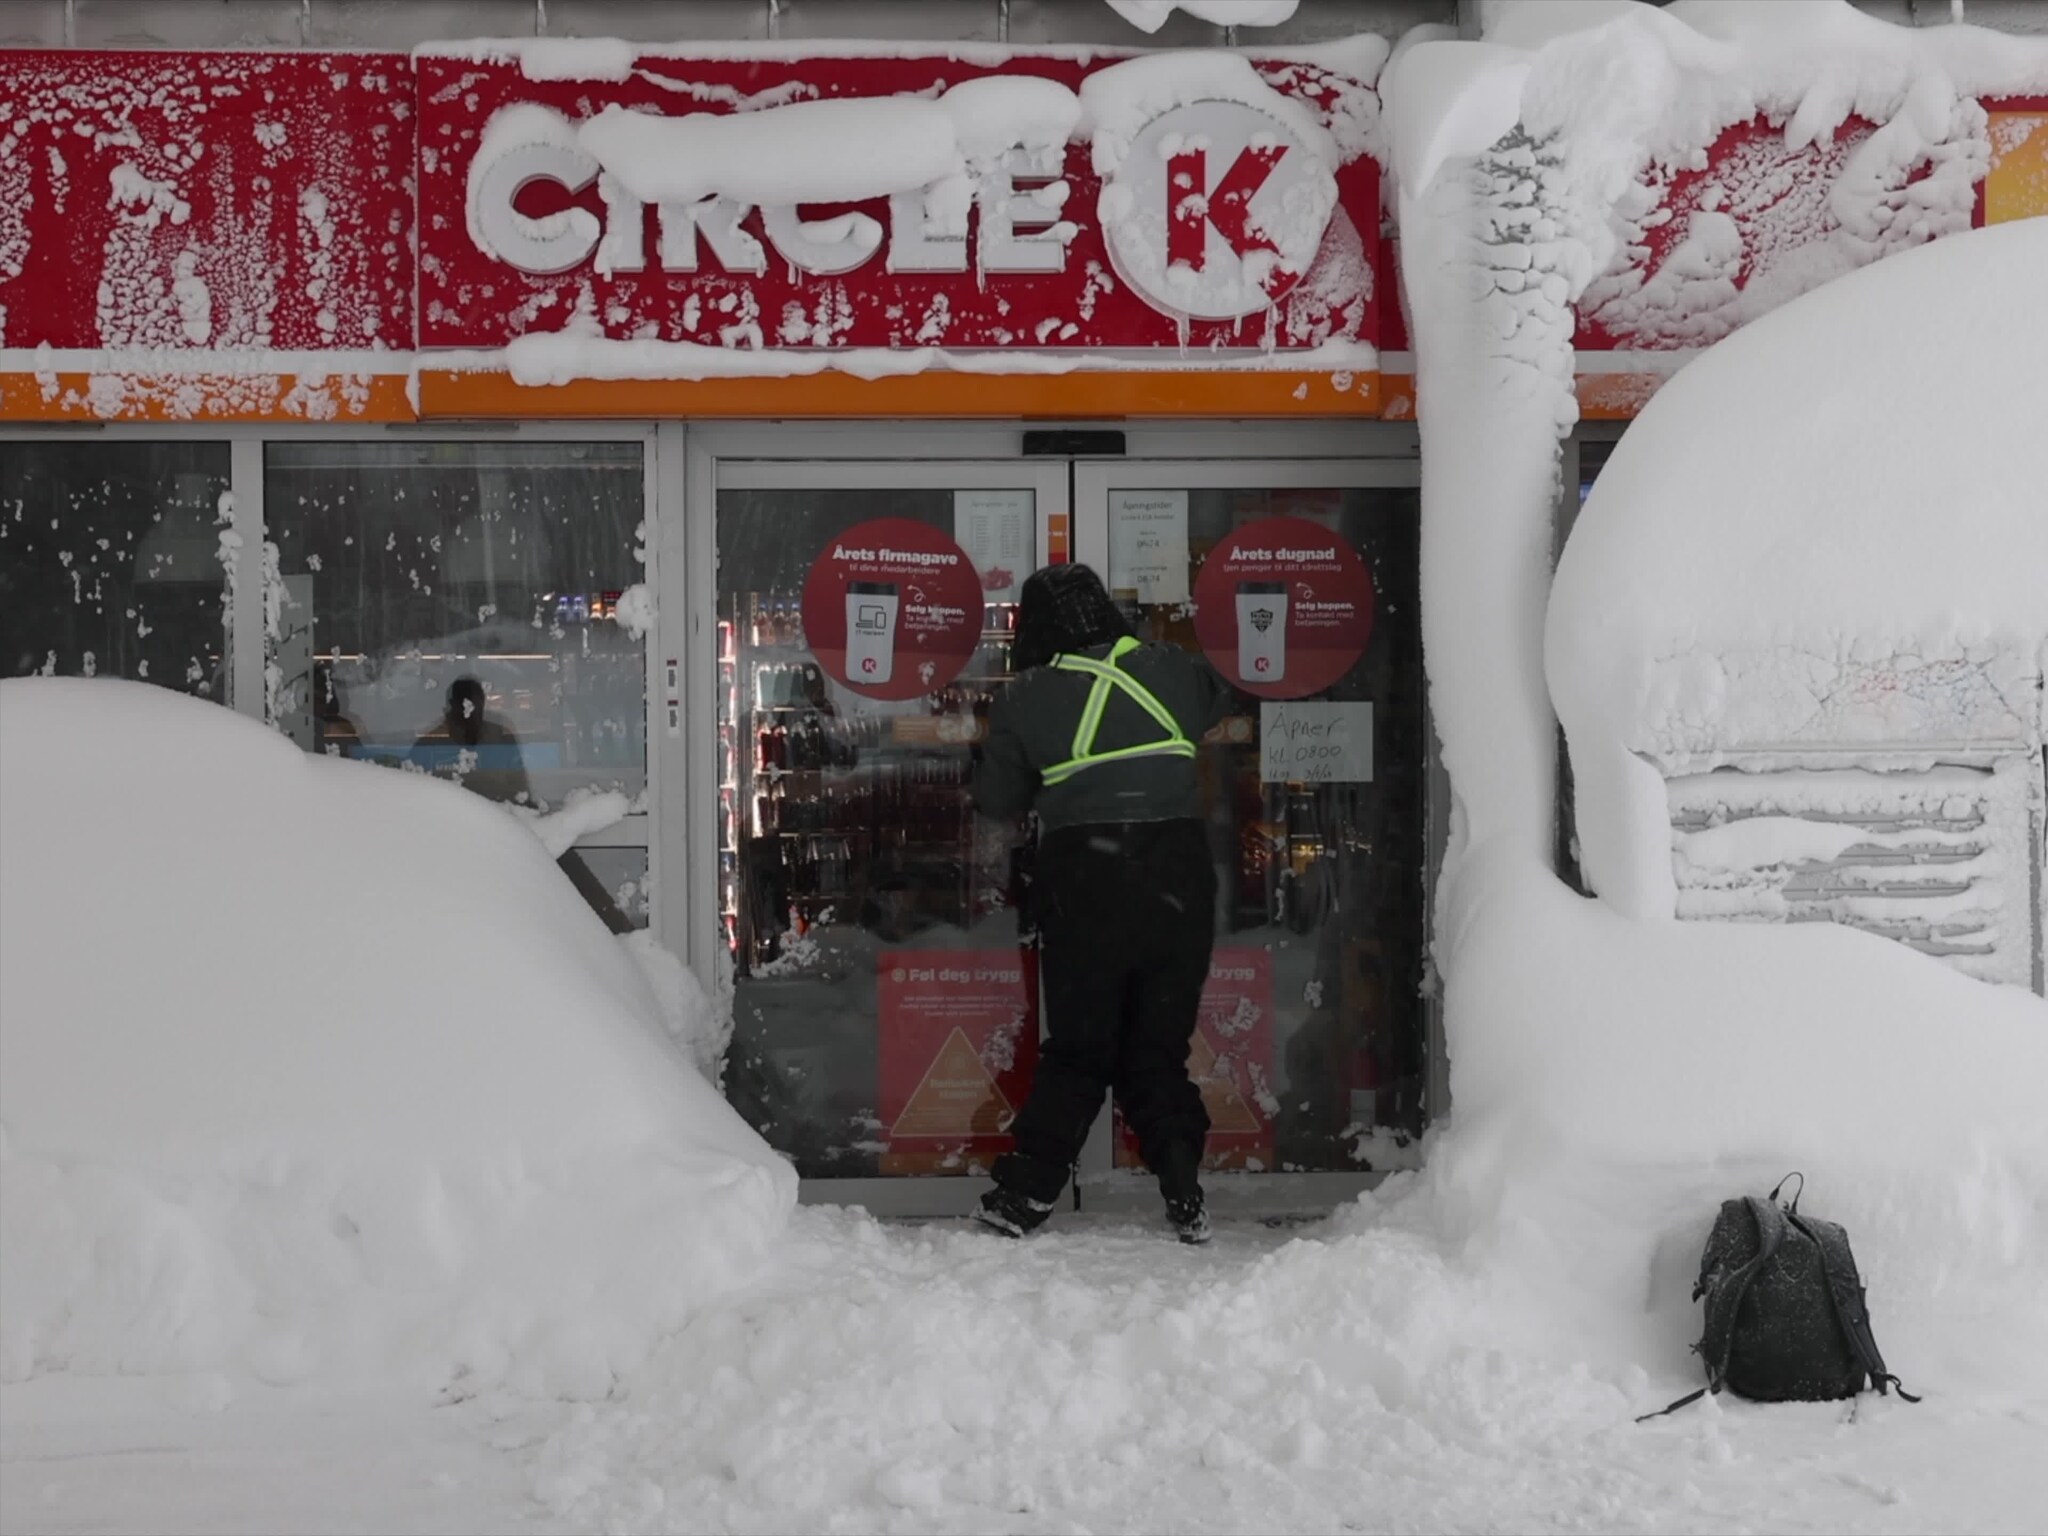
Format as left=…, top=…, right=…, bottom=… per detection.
left=1259, top=700, right=1373, bottom=784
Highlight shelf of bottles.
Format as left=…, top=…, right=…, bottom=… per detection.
left=718, top=591, right=1022, bottom=972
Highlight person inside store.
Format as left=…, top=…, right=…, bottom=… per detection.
left=414, top=674, right=531, bottom=805
left=969, top=563, right=1232, bottom=1244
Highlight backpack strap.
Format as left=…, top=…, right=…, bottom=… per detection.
left=1638, top=1197, right=1787, bottom=1423
left=1785, top=1210, right=1922, bottom=1405
left=1699, top=1197, right=1789, bottom=1392
left=1634, top=1387, right=1709, bottom=1422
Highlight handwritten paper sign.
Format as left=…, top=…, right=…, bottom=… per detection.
left=1108, top=489, right=1190, bottom=605
left=1259, top=701, right=1374, bottom=784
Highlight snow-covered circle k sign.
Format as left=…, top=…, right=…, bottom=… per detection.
left=1101, top=100, right=1338, bottom=322
left=802, top=519, right=983, bottom=701
left=1193, top=515, right=1373, bottom=699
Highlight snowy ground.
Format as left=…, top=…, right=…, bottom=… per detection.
left=8, top=1203, right=2046, bottom=1536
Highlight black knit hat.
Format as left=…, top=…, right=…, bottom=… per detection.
left=1012, top=563, right=1134, bottom=672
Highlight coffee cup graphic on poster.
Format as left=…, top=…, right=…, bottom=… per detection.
left=845, top=581, right=899, bottom=685
left=1193, top=515, right=1374, bottom=700
left=1236, top=581, right=1289, bottom=682
left=803, top=518, right=983, bottom=701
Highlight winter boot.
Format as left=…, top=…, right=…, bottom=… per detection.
left=974, top=1184, right=1054, bottom=1239
left=1165, top=1193, right=1212, bottom=1246
left=1151, top=1140, right=1210, bottom=1244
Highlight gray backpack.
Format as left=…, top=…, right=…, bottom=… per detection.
left=1641, top=1174, right=1919, bottom=1420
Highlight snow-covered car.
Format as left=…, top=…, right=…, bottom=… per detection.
left=0, top=678, right=793, bottom=1397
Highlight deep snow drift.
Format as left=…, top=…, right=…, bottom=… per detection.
left=1418, top=855, right=2048, bottom=1394
left=0, top=679, right=794, bottom=1398
left=1549, top=219, right=2048, bottom=918
left=1380, top=0, right=2048, bottom=1502
left=1382, top=0, right=2048, bottom=926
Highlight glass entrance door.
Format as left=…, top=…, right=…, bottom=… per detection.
left=701, top=445, right=1426, bottom=1217
left=712, top=460, right=1066, bottom=1187
left=1069, top=460, right=1428, bottom=1207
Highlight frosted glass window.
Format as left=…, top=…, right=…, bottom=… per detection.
left=1, top=442, right=231, bottom=700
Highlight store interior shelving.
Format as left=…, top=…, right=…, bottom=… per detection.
left=718, top=595, right=1020, bottom=971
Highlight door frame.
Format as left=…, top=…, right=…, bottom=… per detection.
left=683, top=421, right=1435, bottom=1220
left=687, top=438, right=1069, bottom=1218
left=1066, top=454, right=1429, bottom=1211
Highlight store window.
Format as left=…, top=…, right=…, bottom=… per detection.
left=1, top=441, right=231, bottom=698
left=263, top=441, right=647, bottom=808
left=1577, top=437, right=1619, bottom=505
left=717, top=483, right=1037, bottom=1179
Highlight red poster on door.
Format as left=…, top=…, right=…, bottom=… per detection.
left=802, top=518, right=984, bottom=701
left=1192, top=515, right=1374, bottom=699
left=1118, top=945, right=1276, bottom=1173
left=879, top=949, right=1039, bottom=1176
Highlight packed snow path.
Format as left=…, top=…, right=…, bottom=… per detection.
left=8, top=1203, right=2045, bottom=1535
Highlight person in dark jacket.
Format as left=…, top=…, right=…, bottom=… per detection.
left=971, top=564, right=1232, bottom=1244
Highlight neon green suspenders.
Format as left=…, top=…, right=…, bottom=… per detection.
left=1039, top=636, right=1196, bottom=787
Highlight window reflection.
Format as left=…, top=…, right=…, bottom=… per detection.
left=1, top=442, right=231, bottom=698
left=264, top=441, right=647, bottom=808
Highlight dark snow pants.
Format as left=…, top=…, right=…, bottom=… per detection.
left=993, top=818, right=1216, bottom=1206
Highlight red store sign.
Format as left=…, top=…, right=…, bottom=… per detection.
left=414, top=49, right=1386, bottom=357
left=0, top=46, right=2032, bottom=425
left=0, top=50, right=416, bottom=421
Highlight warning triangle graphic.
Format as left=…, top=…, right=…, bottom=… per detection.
left=891, top=1027, right=1015, bottom=1139
left=1188, top=1031, right=1263, bottom=1133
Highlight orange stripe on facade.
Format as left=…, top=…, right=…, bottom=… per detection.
left=1374, top=369, right=1676, bottom=421
left=414, top=368, right=1385, bottom=421
left=1, top=371, right=414, bottom=424
left=2, top=367, right=1393, bottom=424
left=2, top=363, right=1717, bottom=426
left=1576, top=372, right=1675, bottom=420
left=1986, top=112, right=2048, bottom=225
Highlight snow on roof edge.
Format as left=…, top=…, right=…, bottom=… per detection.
left=471, top=336, right=1382, bottom=387
left=410, top=33, right=1390, bottom=84
left=2, top=343, right=1383, bottom=381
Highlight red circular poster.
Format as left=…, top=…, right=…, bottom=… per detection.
left=1192, top=516, right=1374, bottom=699
left=801, top=518, right=983, bottom=701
